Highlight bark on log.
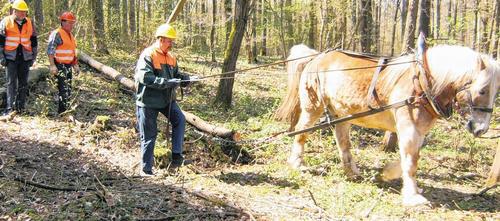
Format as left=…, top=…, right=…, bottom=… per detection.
left=0, top=66, right=49, bottom=108
left=486, top=144, right=500, bottom=187
left=77, top=51, right=239, bottom=141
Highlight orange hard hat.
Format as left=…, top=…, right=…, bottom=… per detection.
left=60, top=12, right=76, bottom=22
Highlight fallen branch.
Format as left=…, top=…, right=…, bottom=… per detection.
left=12, top=175, right=96, bottom=192
left=78, top=51, right=239, bottom=141
left=476, top=184, right=499, bottom=196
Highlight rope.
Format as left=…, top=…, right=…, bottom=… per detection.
left=179, top=60, right=417, bottom=83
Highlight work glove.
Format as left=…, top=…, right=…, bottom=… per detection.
left=0, top=57, right=6, bottom=66
left=166, top=78, right=181, bottom=88
left=49, top=65, right=58, bottom=76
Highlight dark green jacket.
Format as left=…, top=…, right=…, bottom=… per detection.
left=134, top=45, right=189, bottom=108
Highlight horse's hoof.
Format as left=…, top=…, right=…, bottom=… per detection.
left=402, top=194, right=429, bottom=207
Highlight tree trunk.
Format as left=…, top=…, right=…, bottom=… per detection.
left=479, top=1, right=489, bottom=52
left=307, top=1, right=316, bottom=49
left=33, top=0, right=44, bottom=28
left=92, top=0, right=109, bottom=54
left=251, top=3, right=258, bottom=63
left=285, top=0, right=293, bottom=50
left=129, top=0, right=136, bottom=40
left=77, top=51, right=239, bottom=141
left=261, top=0, right=267, bottom=56
left=121, top=0, right=128, bottom=41
left=279, top=0, right=287, bottom=58
left=400, top=0, right=408, bottom=42
left=108, top=0, right=121, bottom=43
left=434, top=0, right=441, bottom=40
left=359, top=0, right=373, bottom=53
left=210, top=0, right=217, bottom=62
left=418, top=0, right=431, bottom=38
left=446, top=0, right=453, bottom=38
left=493, top=0, right=500, bottom=59
left=391, top=0, right=401, bottom=56
left=473, top=0, right=479, bottom=49
left=215, top=0, right=251, bottom=109
left=402, top=0, right=418, bottom=53
left=136, top=0, right=141, bottom=46
left=224, top=0, right=233, bottom=50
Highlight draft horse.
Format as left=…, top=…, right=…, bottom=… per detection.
left=275, top=39, right=499, bottom=206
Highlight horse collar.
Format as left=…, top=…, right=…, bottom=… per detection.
left=413, top=60, right=453, bottom=119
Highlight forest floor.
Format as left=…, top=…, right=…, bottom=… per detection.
left=0, top=49, right=499, bottom=220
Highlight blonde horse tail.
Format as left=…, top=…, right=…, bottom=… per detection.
left=274, top=44, right=318, bottom=131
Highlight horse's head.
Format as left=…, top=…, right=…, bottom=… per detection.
left=460, top=55, right=498, bottom=137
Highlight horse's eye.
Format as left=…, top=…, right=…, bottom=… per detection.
left=479, top=90, right=486, bottom=95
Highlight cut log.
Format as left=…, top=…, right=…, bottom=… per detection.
left=77, top=51, right=239, bottom=141
left=0, top=66, right=49, bottom=108
left=486, top=144, right=500, bottom=187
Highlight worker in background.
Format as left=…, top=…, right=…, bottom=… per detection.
left=0, top=0, right=38, bottom=116
left=47, top=11, right=80, bottom=114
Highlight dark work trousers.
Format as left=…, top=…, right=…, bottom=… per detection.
left=5, top=59, right=30, bottom=113
left=136, top=102, right=186, bottom=172
left=55, top=63, right=73, bottom=114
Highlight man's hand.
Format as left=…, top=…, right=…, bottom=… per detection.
left=166, top=78, right=181, bottom=88
left=0, top=58, right=6, bottom=67
left=73, top=65, right=80, bottom=75
left=50, top=65, right=58, bottom=76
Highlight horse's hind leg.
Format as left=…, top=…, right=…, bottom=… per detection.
left=334, top=122, right=361, bottom=177
left=288, top=107, right=323, bottom=168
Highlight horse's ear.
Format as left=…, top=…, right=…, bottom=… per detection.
left=477, top=55, right=487, bottom=71
left=416, top=32, right=430, bottom=70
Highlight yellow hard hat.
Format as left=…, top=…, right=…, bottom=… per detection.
left=155, top=24, right=177, bottom=39
left=12, top=0, right=29, bottom=12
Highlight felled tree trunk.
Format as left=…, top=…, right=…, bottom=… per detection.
left=77, top=51, right=239, bottom=141
left=0, top=66, right=49, bottom=108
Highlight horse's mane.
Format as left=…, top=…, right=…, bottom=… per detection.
left=380, top=45, right=497, bottom=97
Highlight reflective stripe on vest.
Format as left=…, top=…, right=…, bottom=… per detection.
left=4, top=15, right=33, bottom=52
left=150, top=47, right=176, bottom=70
left=54, top=28, right=77, bottom=64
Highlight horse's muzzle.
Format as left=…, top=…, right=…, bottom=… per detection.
left=466, top=120, right=487, bottom=137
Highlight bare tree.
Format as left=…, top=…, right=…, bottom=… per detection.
left=121, top=0, right=128, bottom=41
left=402, top=0, right=418, bottom=53
left=391, top=0, right=401, bottom=56
left=359, top=0, right=373, bottom=53
left=260, top=0, right=267, bottom=56
left=419, top=0, right=431, bottom=38
left=129, top=0, right=136, bottom=40
left=215, top=0, right=251, bottom=108
left=92, top=0, right=109, bottom=54
left=434, top=0, right=441, bottom=40
left=33, top=0, right=44, bottom=28
left=210, top=0, right=217, bottom=62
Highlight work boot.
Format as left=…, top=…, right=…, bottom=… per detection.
left=170, top=153, right=192, bottom=168
left=139, top=169, right=155, bottom=177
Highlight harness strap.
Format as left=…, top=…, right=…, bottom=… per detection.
left=287, top=97, right=416, bottom=137
left=367, top=57, right=388, bottom=109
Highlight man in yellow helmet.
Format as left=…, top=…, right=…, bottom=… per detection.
left=134, top=23, right=193, bottom=176
left=0, top=0, right=38, bottom=116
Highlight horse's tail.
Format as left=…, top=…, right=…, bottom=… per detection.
left=274, top=44, right=318, bottom=131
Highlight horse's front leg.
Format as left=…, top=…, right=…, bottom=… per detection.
left=288, top=108, right=323, bottom=168
left=397, top=125, right=428, bottom=206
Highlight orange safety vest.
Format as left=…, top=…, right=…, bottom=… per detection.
left=4, top=15, right=33, bottom=52
left=150, top=47, right=176, bottom=70
left=54, top=28, right=76, bottom=64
